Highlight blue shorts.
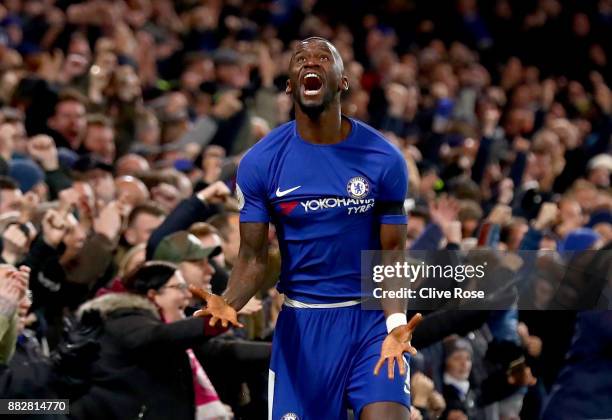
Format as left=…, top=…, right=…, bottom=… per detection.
left=268, top=304, right=411, bottom=420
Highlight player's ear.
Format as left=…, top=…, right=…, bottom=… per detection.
left=341, top=76, right=349, bottom=92
left=285, top=80, right=292, bottom=95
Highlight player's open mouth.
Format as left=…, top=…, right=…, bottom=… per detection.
left=302, top=72, right=323, bottom=96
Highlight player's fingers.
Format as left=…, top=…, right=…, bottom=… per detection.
left=373, top=357, right=385, bottom=376
left=397, top=355, right=406, bottom=376
left=230, top=318, right=245, bottom=328
left=209, top=316, right=220, bottom=327
left=407, top=313, right=423, bottom=331
left=193, top=309, right=210, bottom=318
left=388, top=356, right=395, bottom=380
left=188, top=284, right=210, bottom=301
left=405, top=343, right=418, bottom=356
left=221, top=318, right=228, bottom=328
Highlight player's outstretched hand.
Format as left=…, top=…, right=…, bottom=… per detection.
left=374, top=313, right=423, bottom=380
left=189, top=285, right=244, bottom=329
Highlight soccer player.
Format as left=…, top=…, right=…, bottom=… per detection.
left=198, top=37, right=421, bottom=419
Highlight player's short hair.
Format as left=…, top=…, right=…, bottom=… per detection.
left=297, top=37, right=344, bottom=73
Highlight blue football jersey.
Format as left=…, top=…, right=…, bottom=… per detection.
left=236, top=117, right=408, bottom=303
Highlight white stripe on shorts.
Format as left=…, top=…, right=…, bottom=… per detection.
left=283, top=296, right=362, bottom=309
left=268, top=369, right=275, bottom=420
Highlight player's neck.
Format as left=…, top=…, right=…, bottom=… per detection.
left=295, top=104, right=350, bottom=145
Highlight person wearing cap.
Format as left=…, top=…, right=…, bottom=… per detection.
left=70, top=261, right=230, bottom=420
left=161, top=224, right=272, bottom=419
left=439, top=335, right=536, bottom=420
left=188, top=222, right=229, bottom=295
left=153, top=231, right=220, bottom=297
left=441, top=337, right=474, bottom=420
left=146, top=181, right=229, bottom=262
left=8, top=158, right=45, bottom=197
left=151, top=209, right=271, bottom=418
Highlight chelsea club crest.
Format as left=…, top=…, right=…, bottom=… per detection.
left=236, top=184, right=245, bottom=210
left=346, top=176, right=370, bottom=199
left=281, top=413, right=300, bottom=420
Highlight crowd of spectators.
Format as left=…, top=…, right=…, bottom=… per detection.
left=0, top=0, right=610, bottom=419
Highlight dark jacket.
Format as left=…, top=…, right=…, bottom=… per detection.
left=542, top=311, right=612, bottom=420
left=442, top=383, right=476, bottom=419
left=70, top=293, right=215, bottom=420
left=0, top=330, right=55, bottom=398
left=23, top=235, right=92, bottom=348
left=0, top=324, right=102, bottom=403
left=146, top=196, right=220, bottom=260
left=0, top=331, right=71, bottom=420
left=44, top=168, right=73, bottom=200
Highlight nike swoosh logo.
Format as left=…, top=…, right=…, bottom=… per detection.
left=276, top=186, right=301, bottom=197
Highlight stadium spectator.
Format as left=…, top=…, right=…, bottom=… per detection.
left=45, top=90, right=87, bottom=151
left=441, top=337, right=474, bottom=420
left=70, top=261, right=230, bottom=420
left=123, top=202, right=166, bottom=248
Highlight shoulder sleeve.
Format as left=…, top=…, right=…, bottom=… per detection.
left=377, top=148, right=409, bottom=225
left=236, top=150, right=270, bottom=223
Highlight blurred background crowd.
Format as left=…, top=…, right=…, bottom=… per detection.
left=0, top=0, right=610, bottom=419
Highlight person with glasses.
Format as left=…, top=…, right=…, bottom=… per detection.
left=70, top=261, right=231, bottom=420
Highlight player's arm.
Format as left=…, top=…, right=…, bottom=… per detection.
left=376, top=152, right=415, bottom=334
left=374, top=224, right=423, bottom=379
left=380, top=224, right=409, bottom=319
left=192, top=149, right=271, bottom=327
left=374, top=148, right=422, bottom=379
left=223, top=222, right=269, bottom=310
left=191, top=223, right=269, bottom=328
